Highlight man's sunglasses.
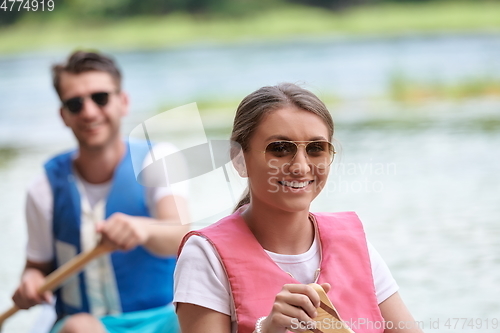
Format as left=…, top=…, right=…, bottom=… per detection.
left=264, top=140, right=336, bottom=168
left=62, top=91, right=115, bottom=114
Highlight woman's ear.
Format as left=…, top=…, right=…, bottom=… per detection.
left=231, top=145, right=248, bottom=178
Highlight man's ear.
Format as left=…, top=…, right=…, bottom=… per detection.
left=59, top=107, right=70, bottom=127
left=119, top=91, right=130, bottom=117
left=231, top=146, right=248, bottom=178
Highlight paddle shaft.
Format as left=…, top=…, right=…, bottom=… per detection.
left=0, top=244, right=112, bottom=329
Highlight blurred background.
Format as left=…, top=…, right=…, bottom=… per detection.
left=1, top=0, right=499, bottom=332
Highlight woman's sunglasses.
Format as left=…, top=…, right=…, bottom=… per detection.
left=62, top=91, right=114, bottom=114
left=264, top=140, right=335, bottom=168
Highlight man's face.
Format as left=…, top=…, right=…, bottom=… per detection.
left=59, top=71, right=128, bottom=151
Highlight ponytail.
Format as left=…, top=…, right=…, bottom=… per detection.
left=233, top=187, right=250, bottom=212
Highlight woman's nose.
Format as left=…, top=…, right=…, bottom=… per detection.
left=288, top=147, right=311, bottom=176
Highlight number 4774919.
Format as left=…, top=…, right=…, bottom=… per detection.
left=1, top=0, right=55, bottom=11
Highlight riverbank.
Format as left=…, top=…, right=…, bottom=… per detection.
left=155, top=77, right=500, bottom=117
left=1, top=1, right=500, bottom=54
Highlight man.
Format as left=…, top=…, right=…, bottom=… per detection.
left=12, top=51, right=190, bottom=333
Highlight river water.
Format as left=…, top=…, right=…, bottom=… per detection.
left=0, top=34, right=499, bottom=332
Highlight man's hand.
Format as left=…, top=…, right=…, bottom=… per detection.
left=96, top=213, right=150, bottom=251
left=96, top=195, right=190, bottom=256
left=12, top=267, right=53, bottom=309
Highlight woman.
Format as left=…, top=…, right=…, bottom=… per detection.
left=174, top=83, right=423, bottom=333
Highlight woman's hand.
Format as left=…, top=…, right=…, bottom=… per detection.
left=260, top=283, right=331, bottom=333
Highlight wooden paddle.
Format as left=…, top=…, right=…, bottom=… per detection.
left=304, top=283, right=355, bottom=333
left=0, top=243, right=113, bottom=331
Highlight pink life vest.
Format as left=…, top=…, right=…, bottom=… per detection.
left=178, top=210, right=384, bottom=333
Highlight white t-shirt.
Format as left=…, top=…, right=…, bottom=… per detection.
left=174, top=232, right=399, bottom=331
left=25, top=142, right=188, bottom=263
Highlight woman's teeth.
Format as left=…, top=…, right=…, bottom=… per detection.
left=279, top=180, right=312, bottom=189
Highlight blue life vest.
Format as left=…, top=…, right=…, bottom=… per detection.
left=44, top=141, right=176, bottom=317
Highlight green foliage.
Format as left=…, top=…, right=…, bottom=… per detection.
left=0, top=0, right=284, bottom=26
left=2, top=0, right=499, bottom=26
left=1, top=1, right=500, bottom=53
left=389, top=72, right=500, bottom=102
left=0, top=146, right=18, bottom=168
left=0, top=6, right=24, bottom=25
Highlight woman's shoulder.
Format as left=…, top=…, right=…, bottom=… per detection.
left=187, top=210, right=246, bottom=237
left=180, top=234, right=215, bottom=255
left=177, top=235, right=227, bottom=278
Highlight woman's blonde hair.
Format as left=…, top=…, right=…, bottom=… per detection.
left=231, top=83, right=334, bottom=211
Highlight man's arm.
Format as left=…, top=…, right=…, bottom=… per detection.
left=12, top=260, right=54, bottom=309
left=13, top=176, right=56, bottom=309
left=144, top=194, right=191, bottom=255
left=96, top=194, right=190, bottom=257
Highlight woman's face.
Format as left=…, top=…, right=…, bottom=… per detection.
left=243, top=105, right=332, bottom=213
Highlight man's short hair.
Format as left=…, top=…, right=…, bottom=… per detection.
left=52, top=50, right=122, bottom=98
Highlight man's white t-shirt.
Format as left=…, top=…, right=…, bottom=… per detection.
left=174, top=231, right=399, bottom=332
left=25, top=142, right=187, bottom=263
